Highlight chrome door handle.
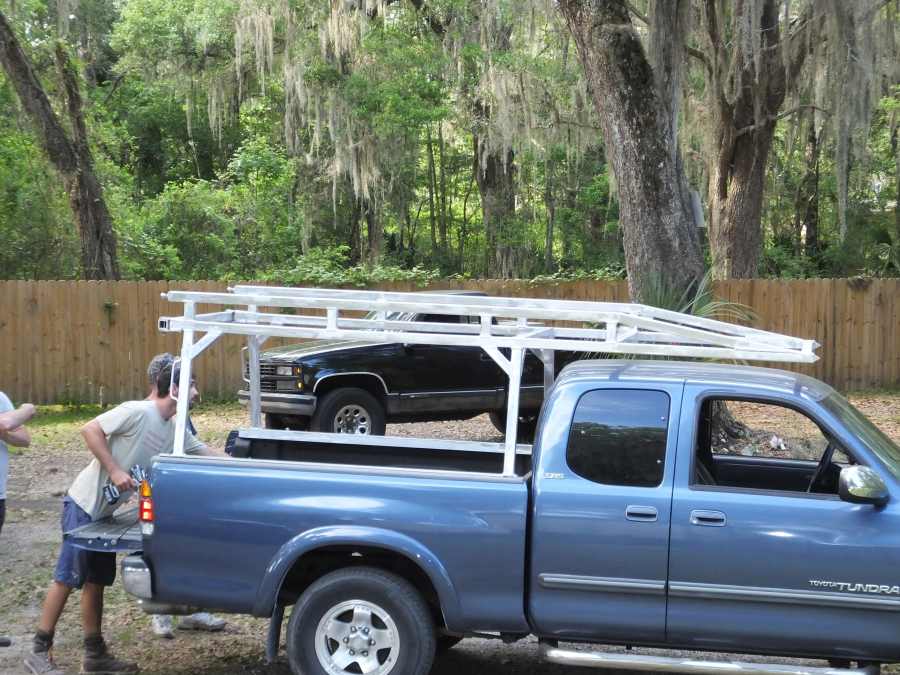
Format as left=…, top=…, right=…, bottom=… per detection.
left=690, top=510, right=727, bottom=527
left=625, top=505, right=658, bottom=522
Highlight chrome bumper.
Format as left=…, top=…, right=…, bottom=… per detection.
left=121, top=554, right=152, bottom=600
left=237, top=391, right=317, bottom=416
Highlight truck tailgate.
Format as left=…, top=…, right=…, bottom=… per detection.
left=65, top=507, right=142, bottom=553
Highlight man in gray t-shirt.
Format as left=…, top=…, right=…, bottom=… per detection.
left=25, top=362, right=207, bottom=675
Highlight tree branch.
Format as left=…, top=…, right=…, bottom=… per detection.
left=687, top=45, right=713, bottom=75
left=102, top=71, right=127, bottom=105
left=626, top=1, right=648, bottom=25
left=408, top=0, right=448, bottom=36
left=734, top=105, right=831, bottom=138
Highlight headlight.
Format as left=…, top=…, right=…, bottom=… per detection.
left=276, top=366, right=294, bottom=376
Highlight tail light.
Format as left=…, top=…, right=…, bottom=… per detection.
left=139, top=480, right=154, bottom=536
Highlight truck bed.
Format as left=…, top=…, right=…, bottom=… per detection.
left=144, top=451, right=531, bottom=631
left=227, top=428, right=534, bottom=475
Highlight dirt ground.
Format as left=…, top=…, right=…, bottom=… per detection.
left=1, top=395, right=899, bottom=675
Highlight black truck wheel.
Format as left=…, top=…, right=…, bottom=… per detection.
left=265, top=414, right=309, bottom=430
left=311, top=388, right=386, bottom=436
left=488, top=411, right=538, bottom=442
left=286, top=567, right=436, bottom=675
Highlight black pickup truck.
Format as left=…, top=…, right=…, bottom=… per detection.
left=239, top=292, right=558, bottom=435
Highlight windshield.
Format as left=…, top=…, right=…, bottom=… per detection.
left=821, top=392, right=900, bottom=477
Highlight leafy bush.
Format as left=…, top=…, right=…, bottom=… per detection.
left=264, top=246, right=440, bottom=287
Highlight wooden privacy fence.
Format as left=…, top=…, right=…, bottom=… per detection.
left=0, top=278, right=897, bottom=405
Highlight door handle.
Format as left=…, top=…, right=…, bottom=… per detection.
left=625, top=505, right=658, bottom=522
left=690, top=510, right=727, bottom=527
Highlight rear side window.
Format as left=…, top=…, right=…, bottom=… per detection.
left=566, top=389, right=671, bottom=487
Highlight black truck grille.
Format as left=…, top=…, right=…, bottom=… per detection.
left=245, top=363, right=279, bottom=391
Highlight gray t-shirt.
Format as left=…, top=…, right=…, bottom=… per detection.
left=68, top=400, right=204, bottom=519
left=0, top=391, right=13, bottom=500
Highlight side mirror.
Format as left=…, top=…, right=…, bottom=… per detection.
left=839, top=466, right=889, bottom=507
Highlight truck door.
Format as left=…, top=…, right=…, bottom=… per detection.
left=528, top=385, right=681, bottom=643
left=668, top=390, right=900, bottom=659
left=396, top=314, right=504, bottom=413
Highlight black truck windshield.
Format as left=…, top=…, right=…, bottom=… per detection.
left=822, top=393, right=900, bottom=477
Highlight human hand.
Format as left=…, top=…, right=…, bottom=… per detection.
left=109, top=468, right=138, bottom=492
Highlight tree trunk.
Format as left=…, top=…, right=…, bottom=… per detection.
left=473, top=134, right=517, bottom=278
left=364, top=198, right=381, bottom=264
left=708, top=123, right=776, bottom=279
left=544, top=157, right=556, bottom=273
left=348, top=196, right=362, bottom=264
left=0, top=14, right=120, bottom=279
left=426, top=126, right=438, bottom=255
left=558, top=0, right=704, bottom=301
left=438, top=122, right=449, bottom=256
left=892, top=115, right=899, bottom=248
left=794, top=119, right=821, bottom=259
left=701, top=0, right=814, bottom=279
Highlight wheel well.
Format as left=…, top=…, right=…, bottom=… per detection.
left=314, top=375, right=387, bottom=402
left=276, top=546, right=446, bottom=629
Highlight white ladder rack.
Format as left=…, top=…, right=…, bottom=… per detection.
left=159, top=285, right=819, bottom=476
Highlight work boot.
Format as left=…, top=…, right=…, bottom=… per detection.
left=81, top=635, right=138, bottom=674
left=150, top=615, right=174, bottom=639
left=24, top=649, right=66, bottom=675
left=177, top=612, right=226, bottom=632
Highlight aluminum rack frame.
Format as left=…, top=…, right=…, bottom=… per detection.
left=159, top=285, right=819, bottom=477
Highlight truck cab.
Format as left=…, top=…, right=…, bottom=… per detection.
left=529, top=361, right=900, bottom=662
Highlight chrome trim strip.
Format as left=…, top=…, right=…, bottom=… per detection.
left=237, top=391, right=316, bottom=415
left=539, top=574, right=666, bottom=595
left=313, top=371, right=390, bottom=395
left=669, top=581, right=900, bottom=611
left=400, top=388, right=498, bottom=398
left=539, top=643, right=880, bottom=675
left=238, top=428, right=533, bottom=455
left=237, top=391, right=316, bottom=403
left=158, top=453, right=528, bottom=484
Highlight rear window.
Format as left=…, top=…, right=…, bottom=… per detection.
left=566, top=389, right=671, bottom=487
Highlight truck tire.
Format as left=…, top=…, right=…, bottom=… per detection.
left=488, top=411, right=538, bottom=442
left=286, top=567, right=436, bottom=675
left=311, top=388, right=386, bottom=436
left=265, top=414, right=310, bottom=431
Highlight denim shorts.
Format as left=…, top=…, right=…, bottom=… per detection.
left=53, top=497, right=116, bottom=589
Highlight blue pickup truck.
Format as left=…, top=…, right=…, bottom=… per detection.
left=73, top=360, right=900, bottom=675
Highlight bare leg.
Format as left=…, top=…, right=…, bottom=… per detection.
left=37, top=582, right=72, bottom=634
left=81, top=583, right=104, bottom=636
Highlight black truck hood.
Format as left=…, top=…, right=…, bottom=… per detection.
left=261, top=340, right=384, bottom=362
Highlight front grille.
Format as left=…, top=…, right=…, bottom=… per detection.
left=244, top=362, right=280, bottom=392
left=244, top=363, right=279, bottom=378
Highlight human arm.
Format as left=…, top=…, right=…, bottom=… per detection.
left=0, top=403, right=35, bottom=447
left=81, top=420, right=137, bottom=492
left=184, top=431, right=220, bottom=457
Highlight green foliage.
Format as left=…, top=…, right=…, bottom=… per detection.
left=0, top=0, right=896, bottom=285
left=265, top=246, right=440, bottom=287
left=0, top=82, right=80, bottom=279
